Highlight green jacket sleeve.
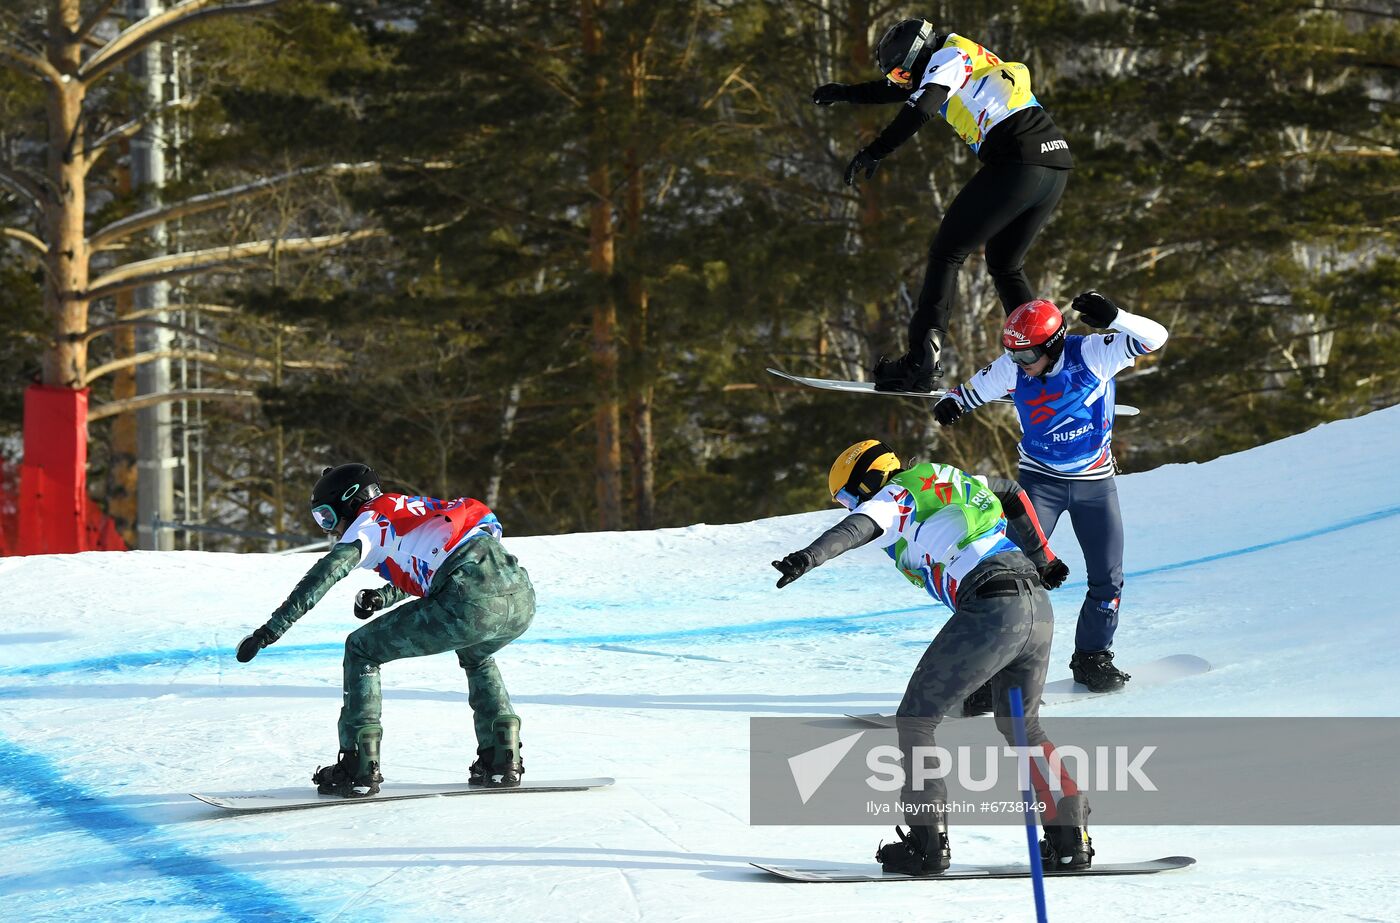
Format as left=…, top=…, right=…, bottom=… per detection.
left=375, top=582, right=409, bottom=609
left=264, top=542, right=362, bottom=639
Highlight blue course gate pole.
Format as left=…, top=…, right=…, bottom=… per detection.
left=1009, top=686, right=1049, bottom=923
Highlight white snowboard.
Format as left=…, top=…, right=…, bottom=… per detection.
left=752, top=855, right=1195, bottom=882
left=192, top=777, right=615, bottom=813
left=767, top=368, right=1141, bottom=416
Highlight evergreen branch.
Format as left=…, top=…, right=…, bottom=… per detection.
left=85, top=96, right=201, bottom=166
left=83, top=348, right=225, bottom=385
left=81, top=348, right=344, bottom=387
left=1310, top=2, right=1400, bottom=19
left=75, top=0, right=122, bottom=42
left=84, top=229, right=383, bottom=300
left=89, top=162, right=382, bottom=249
left=1, top=226, right=46, bottom=253
left=0, top=166, right=44, bottom=213
left=0, top=43, right=62, bottom=84
left=80, top=0, right=290, bottom=85
left=84, top=305, right=309, bottom=343
left=87, top=388, right=258, bottom=422
left=82, top=316, right=262, bottom=351
left=1219, top=150, right=1400, bottom=177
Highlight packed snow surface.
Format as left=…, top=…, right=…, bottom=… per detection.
left=4, top=406, right=1399, bottom=921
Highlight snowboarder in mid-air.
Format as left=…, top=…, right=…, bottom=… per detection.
left=933, top=292, right=1169, bottom=693
left=236, top=463, right=535, bottom=797
left=812, top=18, right=1073, bottom=391
left=771, top=441, right=1093, bottom=875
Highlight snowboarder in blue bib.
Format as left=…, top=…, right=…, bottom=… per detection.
left=813, top=18, right=1073, bottom=391
left=932, top=292, right=1170, bottom=691
left=771, top=442, right=1092, bottom=875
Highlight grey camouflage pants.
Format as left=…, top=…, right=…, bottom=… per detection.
left=894, top=552, right=1053, bottom=819
left=338, top=536, right=535, bottom=756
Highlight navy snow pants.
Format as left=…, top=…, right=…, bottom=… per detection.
left=1016, top=468, right=1124, bottom=653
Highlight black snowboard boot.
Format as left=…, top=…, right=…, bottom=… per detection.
left=962, top=680, right=994, bottom=717
left=1040, top=794, right=1094, bottom=870
left=875, top=818, right=951, bottom=875
left=873, top=329, right=944, bottom=393
left=312, top=746, right=382, bottom=798
left=468, top=716, right=523, bottom=788
left=1070, top=649, right=1131, bottom=692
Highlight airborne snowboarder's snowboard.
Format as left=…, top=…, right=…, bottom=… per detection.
left=846, top=654, right=1210, bottom=726
left=752, top=855, right=1194, bottom=882
left=191, top=777, right=614, bottom=813
left=767, top=368, right=1141, bottom=417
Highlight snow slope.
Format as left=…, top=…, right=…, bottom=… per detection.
left=3, top=406, right=1399, bottom=922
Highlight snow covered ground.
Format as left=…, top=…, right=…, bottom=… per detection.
left=4, top=405, right=1400, bottom=922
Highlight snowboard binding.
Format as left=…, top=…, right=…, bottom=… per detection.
left=876, top=821, right=951, bottom=875
left=1040, top=794, right=1094, bottom=870
left=313, top=728, right=383, bottom=798
left=469, top=716, right=523, bottom=788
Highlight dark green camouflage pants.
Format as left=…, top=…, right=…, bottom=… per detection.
left=338, top=536, right=535, bottom=757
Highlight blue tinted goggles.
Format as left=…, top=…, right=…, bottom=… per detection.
left=834, top=487, right=862, bottom=510
left=311, top=504, right=338, bottom=532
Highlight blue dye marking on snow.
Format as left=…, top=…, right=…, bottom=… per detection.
left=530, top=608, right=913, bottom=646
left=0, top=736, right=311, bottom=922
left=0, top=642, right=330, bottom=678
left=5, top=505, right=1397, bottom=678
left=1123, top=504, right=1400, bottom=579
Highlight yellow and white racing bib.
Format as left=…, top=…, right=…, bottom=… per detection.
left=909, top=33, right=1041, bottom=154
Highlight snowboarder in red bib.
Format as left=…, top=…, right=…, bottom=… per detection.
left=235, top=463, right=535, bottom=797
left=771, top=442, right=1092, bottom=875
left=813, top=19, right=1073, bottom=391
left=932, top=292, right=1170, bottom=692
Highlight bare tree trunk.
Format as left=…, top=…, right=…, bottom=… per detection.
left=623, top=35, right=654, bottom=530
left=42, top=0, right=91, bottom=387
left=109, top=289, right=140, bottom=544
left=627, top=282, right=654, bottom=529
left=582, top=0, right=623, bottom=531
left=485, top=383, right=521, bottom=510
left=108, top=154, right=138, bottom=545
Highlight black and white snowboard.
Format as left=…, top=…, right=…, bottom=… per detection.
left=846, top=654, right=1210, bottom=727
left=752, top=855, right=1194, bottom=882
left=191, top=777, right=614, bottom=813
left=767, top=368, right=1141, bottom=417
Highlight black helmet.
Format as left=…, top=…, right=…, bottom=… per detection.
left=875, top=18, right=935, bottom=87
left=310, top=463, right=383, bottom=533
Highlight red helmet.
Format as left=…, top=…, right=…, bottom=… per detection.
left=1002, top=299, right=1067, bottom=367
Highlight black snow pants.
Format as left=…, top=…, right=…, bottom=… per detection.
left=908, top=161, right=1069, bottom=350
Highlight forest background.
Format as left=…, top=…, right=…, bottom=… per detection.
left=1, top=0, right=1396, bottom=546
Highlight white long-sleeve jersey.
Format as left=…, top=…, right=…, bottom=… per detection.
left=947, top=310, right=1169, bottom=479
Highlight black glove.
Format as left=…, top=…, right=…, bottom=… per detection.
left=933, top=395, right=963, bottom=426
left=1071, top=291, right=1121, bottom=329
left=772, top=549, right=816, bottom=589
left=1037, top=557, right=1070, bottom=591
left=354, top=589, right=384, bottom=620
left=844, top=149, right=881, bottom=187
left=236, top=626, right=276, bottom=663
left=812, top=83, right=848, bottom=106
